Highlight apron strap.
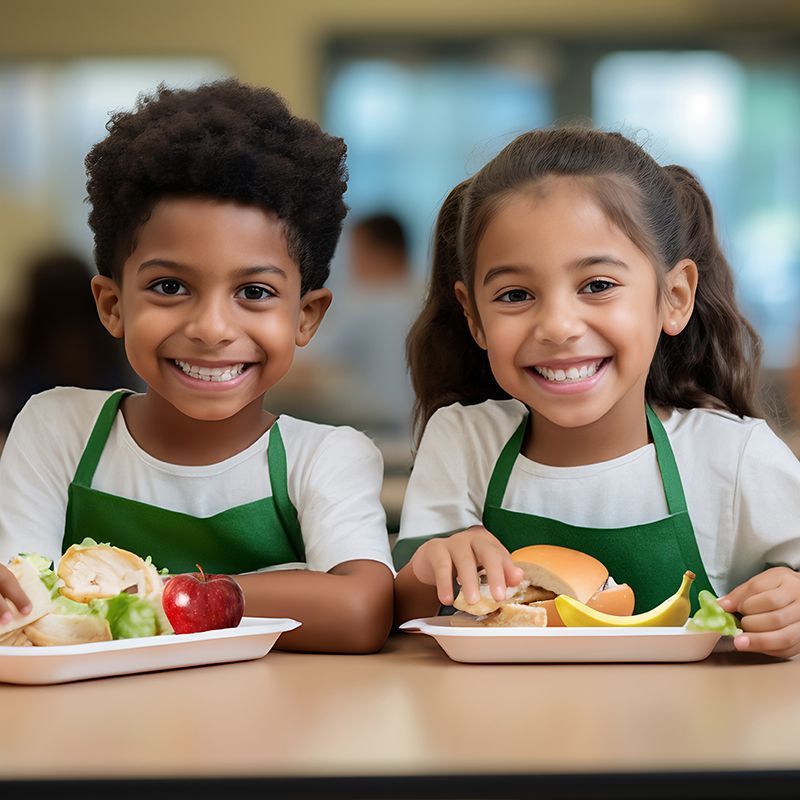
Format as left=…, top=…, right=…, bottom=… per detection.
left=266, top=421, right=305, bottom=562
left=483, top=405, right=687, bottom=517
left=484, top=414, right=527, bottom=511
left=645, top=404, right=688, bottom=516
left=72, top=390, right=131, bottom=488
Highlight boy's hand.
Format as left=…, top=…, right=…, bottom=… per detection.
left=718, top=566, right=800, bottom=659
left=410, top=525, right=524, bottom=607
left=0, top=562, right=32, bottom=625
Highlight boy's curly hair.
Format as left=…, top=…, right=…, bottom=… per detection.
left=85, top=78, right=348, bottom=293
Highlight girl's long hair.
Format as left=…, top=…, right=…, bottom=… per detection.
left=406, top=127, right=762, bottom=443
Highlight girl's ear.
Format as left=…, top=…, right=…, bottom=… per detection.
left=661, top=259, right=698, bottom=336
left=91, top=275, right=125, bottom=338
left=296, top=288, right=333, bottom=347
left=454, top=280, right=487, bottom=350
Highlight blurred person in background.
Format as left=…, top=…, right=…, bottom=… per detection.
left=282, top=211, right=423, bottom=456
left=0, top=250, right=135, bottom=443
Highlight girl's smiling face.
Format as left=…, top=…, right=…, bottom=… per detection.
left=92, top=196, right=330, bottom=423
left=457, top=178, right=693, bottom=434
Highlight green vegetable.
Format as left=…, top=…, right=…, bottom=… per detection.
left=687, top=590, right=740, bottom=636
left=18, top=552, right=61, bottom=598
left=90, top=593, right=158, bottom=639
left=52, top=595, right=96, bottom=616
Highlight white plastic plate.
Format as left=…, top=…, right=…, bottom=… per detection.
left=400, top=616, right=721, bottom=663
left=0, top=616, right=301, bottom=684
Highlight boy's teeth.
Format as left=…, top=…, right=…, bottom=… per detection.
left=533, top=359, right=604, bottom=382
left=174, top=360, right=246, bottom=382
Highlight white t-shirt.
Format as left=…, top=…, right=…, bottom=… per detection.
left=397, top=399, right=800, bottom=595
left=0, top=387, right=394, bottom=575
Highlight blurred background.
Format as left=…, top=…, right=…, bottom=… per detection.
left=2, top=0, right=799, bottom=533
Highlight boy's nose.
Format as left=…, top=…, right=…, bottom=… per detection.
left=184, top=298, right=237, bottom=346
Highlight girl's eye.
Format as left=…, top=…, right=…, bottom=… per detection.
left=580, top=279, right=616, bottom=294
left=149, top=279, right=187, bottom=296
left=236, top=285, right=273, bottom=301
left=498, top=289, right=533, bottom=303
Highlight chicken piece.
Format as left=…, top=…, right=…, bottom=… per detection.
left=478, top=603, right=548, bottom=627
left=24, top=613, right=112, bottom=646
left=57, top=544, right=163, bottom=602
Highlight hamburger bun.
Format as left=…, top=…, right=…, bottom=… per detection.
left=452, top=544, right=635, bottom=626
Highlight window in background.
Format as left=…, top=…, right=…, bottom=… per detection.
left=593, top=50, right=800, bottom=370
left=323, top=49, right=553, bottom=283
left=0, top=58, right=230, bottom=262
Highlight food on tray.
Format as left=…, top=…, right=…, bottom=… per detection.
left=0, top=539, right=173, bottom=646
left=686, top=589, right=741, bottom=636
left=555, top=570, right=695, bottom=627
left=162, top=565, right=245, bottom=634
left=451, top=544, right=635, bottom=627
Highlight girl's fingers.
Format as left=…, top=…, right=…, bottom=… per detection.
left=739, top=600, right=800, bottom=634
left=734, top=620, right=800, bottom=659
left=448, top=540, right=481, bottom=605
left=475, top=545, right=511, bottom=602
left=412, top=541, right=456, bottom=604
left=504, top=559, right=525, bottom=588
left=738, top=587, right=797, bottom=619
left=720, top=567, right=795, bottom=612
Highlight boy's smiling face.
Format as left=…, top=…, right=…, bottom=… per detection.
left=92, top=196, right=330, bottom=422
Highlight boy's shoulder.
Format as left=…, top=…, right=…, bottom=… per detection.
left=276, top=414, right=383, bottom=466
left=16, top=386, right=119, bottom=433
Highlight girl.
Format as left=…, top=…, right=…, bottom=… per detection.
left=393, top=127, right=800, bottom=659
left=0, top=79, right=394, bottom=654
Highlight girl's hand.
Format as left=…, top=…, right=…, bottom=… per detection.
left=410, top=525, right=525, bottom=607
left=718, top=567, right=800, bottom=659
left=0, top=562, right=32, bottom=626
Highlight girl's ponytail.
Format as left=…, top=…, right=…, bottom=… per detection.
left=647, top=165, right=763, bottom=417
left=406, top=180, right=507, bottom=444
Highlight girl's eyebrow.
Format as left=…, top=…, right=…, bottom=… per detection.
left=483, top=255, right=629, bottom=286
left=137, top=259, right=288, bottom=279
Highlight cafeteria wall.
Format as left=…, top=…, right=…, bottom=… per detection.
left=2, top=1, right=799, bottom=531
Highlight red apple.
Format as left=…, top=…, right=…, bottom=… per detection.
left=162, top=564, right=245, bottom=634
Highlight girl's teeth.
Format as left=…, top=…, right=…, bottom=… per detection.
left=174, top=360, right=246, bottom=382
left=534, top=359, right=604, bottom=382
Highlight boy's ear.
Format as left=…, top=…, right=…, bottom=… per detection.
left=296, top=288, right=333, bottom=347
left=454, top=280, right=486, bottom=350
left=91, top=275, right=124, bottom=339
left=661, top=258, right=698, bottom=336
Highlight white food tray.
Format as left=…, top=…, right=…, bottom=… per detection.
left=400, top=616, right=721, bottom=663
left=0, top=616, right=300, bottom=684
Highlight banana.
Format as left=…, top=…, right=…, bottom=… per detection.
left=554, top=571, right=695, bottom=627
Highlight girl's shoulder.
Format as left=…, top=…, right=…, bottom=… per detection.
left=421, top=398, right=527, bottom=456
left=275, top=414, right=383, bottom=467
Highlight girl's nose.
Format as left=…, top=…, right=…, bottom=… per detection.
left=183, top=296, right=237, bottom=346
left=533, top=298, right=585, bottom=345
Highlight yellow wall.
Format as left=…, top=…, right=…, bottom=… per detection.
left=4, top=0, right=799, bottom=121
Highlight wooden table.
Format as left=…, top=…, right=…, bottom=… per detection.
left=2, top=632, right=799, bottom=798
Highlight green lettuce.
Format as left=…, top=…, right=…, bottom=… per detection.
left=687, top=590, right=741, bottom=636
left=89, top=593, right=158, bottom=639
left=52, top=595, right=96, bottom=616
left=18, top=552, right=61, bottom=598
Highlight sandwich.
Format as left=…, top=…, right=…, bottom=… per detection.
left=0, top=539, right=173, bottom=647
left=450, top=544, right=635, bottom=627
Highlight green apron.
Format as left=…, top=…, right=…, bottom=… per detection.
left=394, top=405, right=715, bottom=614
left=62, top=390, right=305, bottom=575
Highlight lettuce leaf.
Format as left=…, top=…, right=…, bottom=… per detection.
left=89, top=593, right=158, bottom=639
left=52, top=595, right=97, bottom=616
left=18, top=552, right=61, bottom=598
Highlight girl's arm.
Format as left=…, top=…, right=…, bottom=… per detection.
left=235, top=559, right=394, bottom=654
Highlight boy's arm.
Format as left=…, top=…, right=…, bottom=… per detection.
left=235, top=559, right=394, bottom=654
left=393, top=561, right=441, bottom=626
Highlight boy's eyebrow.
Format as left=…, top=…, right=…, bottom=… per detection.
left=482, top=255, right=628, bottom=286
left=138, top=259, right=288, bottom=279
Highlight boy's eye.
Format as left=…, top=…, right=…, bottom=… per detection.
left=149, top=279, right=187, bottom=296
left=236, top=285, right=273, bottom=301
left=497, top=289, right=533, bottom=303
left=580, top=279, right=616, bottom=294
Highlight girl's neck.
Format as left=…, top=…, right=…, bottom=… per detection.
left=120, top=391, right=276, bottom=466
left=523, top=392, right=654, bottom=467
